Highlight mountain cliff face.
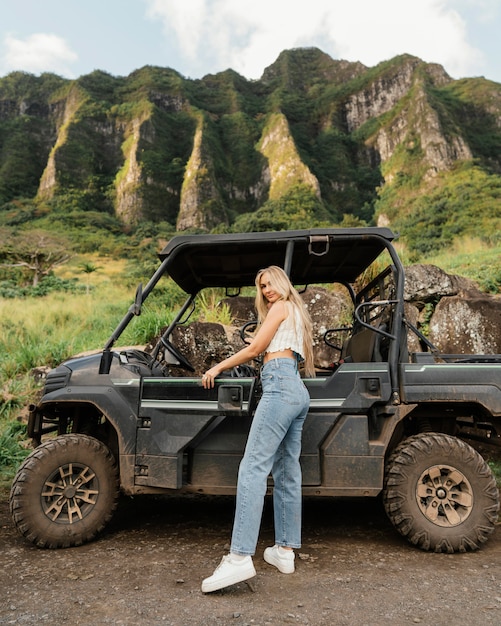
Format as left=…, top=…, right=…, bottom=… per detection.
left=0, top=48, right=500, bottom=241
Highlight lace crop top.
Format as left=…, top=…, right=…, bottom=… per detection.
left=265, top=302, right=304, bottom=359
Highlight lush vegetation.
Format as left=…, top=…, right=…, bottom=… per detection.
left=376, top=163, right=501, bottom=260
left=1, top=51, right=500, bottom=249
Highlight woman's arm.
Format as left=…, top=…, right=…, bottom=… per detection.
left=202, top=301, right=287, bottom=388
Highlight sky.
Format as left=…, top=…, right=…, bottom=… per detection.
left=0, top=0, right=500, bottom=85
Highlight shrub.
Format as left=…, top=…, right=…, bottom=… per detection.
left=0, top=275, right=85, bottom=298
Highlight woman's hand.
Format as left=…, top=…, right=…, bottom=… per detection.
left=202, top=365, right=221, bottom=389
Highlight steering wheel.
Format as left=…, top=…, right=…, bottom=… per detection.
left=238, top=319, right=263, bottom=368
left=239, top=320, right=258, bottom=345
left=160, top=336, right=195, bottom=372
left=227, top=364, right=258, bottom=377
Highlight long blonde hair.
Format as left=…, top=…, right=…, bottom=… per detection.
left=255, top=266, right=315, bottom=377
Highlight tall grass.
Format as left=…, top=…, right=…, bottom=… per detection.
left=0, top=375, right=36, bottom=421
left=422, top=238, right=501, bottom=293
left=0, top=277, right=140, bottom=486
left=0, top=280, right=136, bottom=413
left=198, top=290, right=233, bottom=325
left=0, top=421, right=30, bottom=472
left=0, top=285, right=133, bottom=381
left=0, top=420, right=31, bottom=493
left=122, top=305, right=177, bottom=345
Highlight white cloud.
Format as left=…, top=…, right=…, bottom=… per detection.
left=144, top=0, right=485, bottom=79
left=3, top=33, right=78, bottom=76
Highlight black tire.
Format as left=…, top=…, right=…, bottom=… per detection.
left=383, top=433, right=499, bottom=553
left=9, top=434, right=119, bottom=548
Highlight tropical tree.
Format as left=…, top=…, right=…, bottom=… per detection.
left=79, top=261, right=100, bottom=295
left=0, top=229, right=72, bottom=286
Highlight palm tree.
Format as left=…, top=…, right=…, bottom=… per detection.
left=79, top=262, right=100, bottom=295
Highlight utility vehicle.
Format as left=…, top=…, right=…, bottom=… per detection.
left=10, top=228, right=500, bottom=551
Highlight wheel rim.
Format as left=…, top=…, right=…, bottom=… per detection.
left=41, top=462, right=99, bottom=524
left=416, top=464, right=473, bottom=527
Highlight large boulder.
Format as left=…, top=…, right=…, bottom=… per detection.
left=403, top=264, right=496, bottom=356
left=404, top=264, right=480, bottom=307
left=221, top=296, right=255, bottom=324
left=168, top=321, right=243, bottom=374
left=429, top=295, right=501, bottom=354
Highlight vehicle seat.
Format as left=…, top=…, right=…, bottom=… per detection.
left=342, top=328, right=377, bottom=363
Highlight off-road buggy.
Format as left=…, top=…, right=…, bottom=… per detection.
left=10, top=228, right=500, bottom=551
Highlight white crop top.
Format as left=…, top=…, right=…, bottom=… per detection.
left=265, top=302, right=304, bottom=358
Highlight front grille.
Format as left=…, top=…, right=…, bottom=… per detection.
left=44, top=366, right=71, bottom=394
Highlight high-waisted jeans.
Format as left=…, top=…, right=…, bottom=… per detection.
left=230, top=357, right=310, bottom=556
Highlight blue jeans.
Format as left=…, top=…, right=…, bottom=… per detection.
left=230, top=358, right=310, bottom=556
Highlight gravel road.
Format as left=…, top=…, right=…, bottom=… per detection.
left=1, top=490, right=500, bottom=626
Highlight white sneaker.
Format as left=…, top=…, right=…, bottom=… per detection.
left=201, top=554, right=256, bottom=593
left=263, top=545, right=295, bottom=574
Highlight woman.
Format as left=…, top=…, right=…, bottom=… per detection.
left=201, top=265, right=314, bottom=593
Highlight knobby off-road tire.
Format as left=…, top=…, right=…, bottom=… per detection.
left=383, top=433, right=499, bottom=553
left=10, top=434, right=120, bottom=548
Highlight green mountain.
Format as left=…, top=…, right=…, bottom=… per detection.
left=1, top=47, right=500, bottom=256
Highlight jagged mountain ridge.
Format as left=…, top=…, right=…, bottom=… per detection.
left=0, top=47, right=500, bottom=235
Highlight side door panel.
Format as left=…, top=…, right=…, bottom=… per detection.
left=135, top=377, right=257, bottom=489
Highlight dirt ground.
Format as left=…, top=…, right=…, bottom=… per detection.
left=1, top=489, right=500, bottom=626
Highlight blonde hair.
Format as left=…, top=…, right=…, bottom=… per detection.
left=254, top=266, right=315, bottom=377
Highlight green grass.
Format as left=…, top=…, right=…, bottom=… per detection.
left=0, top=274, right=138, bottom=485
left=420, top=238, right=501, bottom=293
left=0, top=421, right=31, bottom=495
left=198, top=289, right=233, bottom=325
left=0, top=288, right=138, bottom=379
left=0, top=421, right=30, bottom=470
left=0, top=287, right=133, bottom=380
